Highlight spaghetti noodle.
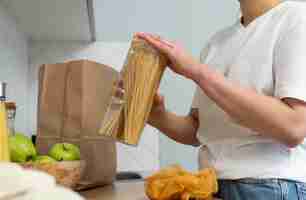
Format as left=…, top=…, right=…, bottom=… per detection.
left=100, top=37, right=167, bottom=145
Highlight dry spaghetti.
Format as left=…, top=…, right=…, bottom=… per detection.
left=100, top=37, right=167, bottom=145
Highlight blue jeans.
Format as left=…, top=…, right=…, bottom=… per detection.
left=215, top=179, right=306, bottom=200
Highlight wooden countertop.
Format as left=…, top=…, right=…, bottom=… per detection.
left=80, top=181, right=147, bottom=200
left=80, top=180, right=221, bottom=200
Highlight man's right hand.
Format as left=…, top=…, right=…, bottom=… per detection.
left=147, top=92, right=200, bottom=146
left=115, top=79, right=199, bottom=146
left=148, top=93, right=166, bottom=126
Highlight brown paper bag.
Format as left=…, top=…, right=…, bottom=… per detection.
left=36, top=60, right=118, bottom=190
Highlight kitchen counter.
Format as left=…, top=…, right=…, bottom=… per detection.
left=80, top=181, right=147, bottom=200
left=80, top=180, right=221, bottom=200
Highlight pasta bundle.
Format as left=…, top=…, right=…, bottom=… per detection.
left=100, top=37, right=167, bottom=145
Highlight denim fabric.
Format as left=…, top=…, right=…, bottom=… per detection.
left=215, top=179, right=306, bottom=200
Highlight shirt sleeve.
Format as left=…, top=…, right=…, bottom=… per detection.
left=274, top=17, right=306, bottom=102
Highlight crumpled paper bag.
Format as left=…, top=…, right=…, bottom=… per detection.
left=145, top=165, right=218, bottom=200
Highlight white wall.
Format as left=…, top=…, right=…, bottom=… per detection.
left=28, top=40, right=159, bottom=172
left=0, top=2, right=29, bottom=134
left=191, top=0, right=240, bottom=55
left=93, top=0, right=192, bottom=49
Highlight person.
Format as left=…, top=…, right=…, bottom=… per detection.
left=136, top=0, right=306, bottom=199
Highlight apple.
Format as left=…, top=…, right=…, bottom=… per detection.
left=48, top=143, right=80, bottom=161
left=33, top=155, right=57, bottom=164
left=9, top=133, right=37, bottom=163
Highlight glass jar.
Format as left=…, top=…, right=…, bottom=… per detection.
left=0, top=82, right=6, bottom=102
left=5, top=102, right=16, bottom=135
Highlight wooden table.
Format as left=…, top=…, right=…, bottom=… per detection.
left=80, top=181, right=147, bottom=200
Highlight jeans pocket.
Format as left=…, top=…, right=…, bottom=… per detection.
left=296, top=182, right=306, bottom=200
left=218, top=180, right=280, bottom=200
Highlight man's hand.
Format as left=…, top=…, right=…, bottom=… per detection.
left=148, top=93, right=200, bottom=146
left=148, top=93, right=166, bottom=126
left=136, top=32, right=201, bottom=81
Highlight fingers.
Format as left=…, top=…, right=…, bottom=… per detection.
left=143, top=33, right=174, bottom=48
left=111, top=79, right=125, bottom=105
left=136, top=32, right=174, bottom=55
left=117, top=79, right=124, bottom=89
left=154, top=93, right=164, bottom=105
left=115, top=87, right=125, bottom=98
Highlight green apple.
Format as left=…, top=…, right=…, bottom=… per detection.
left=9, top=133, right=37, bottom=163
left=33, top=155, right=57, bottom=164
left=48, top=143, right=80, bottom=161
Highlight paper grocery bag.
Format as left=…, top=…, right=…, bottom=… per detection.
left=36, top=60, right=118, bottom=190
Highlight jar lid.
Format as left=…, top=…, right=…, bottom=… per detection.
left=0, top=82, right=6, bottom=100
left=5, top=102, right=16, bottom=110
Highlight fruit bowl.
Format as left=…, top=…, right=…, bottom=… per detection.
left=21, top=160, right=86, bottom=190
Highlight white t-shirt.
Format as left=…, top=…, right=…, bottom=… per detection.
left=193, top=1, right=306, bottom=181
